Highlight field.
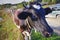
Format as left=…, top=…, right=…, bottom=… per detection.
left=0, top=9, right=60, bottom=40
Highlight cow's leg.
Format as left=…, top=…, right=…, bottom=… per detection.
left=22, top=31, right=31, bottom=40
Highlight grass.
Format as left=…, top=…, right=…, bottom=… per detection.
left=0, top=10, right=23, bottom=40
left=31, top=30, right=60, bottom=40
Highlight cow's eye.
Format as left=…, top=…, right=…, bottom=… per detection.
left=32, top=4, right=41, bottom=9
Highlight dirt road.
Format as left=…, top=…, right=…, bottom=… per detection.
left=46, top=17, right=60, bottom=35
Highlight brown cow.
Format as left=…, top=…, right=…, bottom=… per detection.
left=12, top=8, right=53, bottom=40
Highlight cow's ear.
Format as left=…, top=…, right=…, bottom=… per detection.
left=44, top=7, right=52, bottom=15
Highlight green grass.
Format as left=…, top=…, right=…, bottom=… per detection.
left=31, top=30, right=60, bottom=40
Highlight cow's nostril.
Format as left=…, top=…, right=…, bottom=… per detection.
left=45, top=33, right=51, bottom=37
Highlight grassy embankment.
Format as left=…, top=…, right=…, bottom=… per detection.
left=0, top=10, right=23, bottom=40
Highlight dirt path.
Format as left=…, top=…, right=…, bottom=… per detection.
left=46, top=17, right=60, bottom=35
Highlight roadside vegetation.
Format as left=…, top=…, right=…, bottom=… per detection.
left=31, top=30, right=60, bottom=40
left=0, top=10, right=23, bottom=40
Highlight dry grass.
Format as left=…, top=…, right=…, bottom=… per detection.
left=0, top=10, right=23, bottom=40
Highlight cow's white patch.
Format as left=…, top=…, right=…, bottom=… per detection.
left=32, top=4, right=41, bottom=9
left=22, top=31, right=31, bottom=40
left=16, top=26, right=20, bottom=28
